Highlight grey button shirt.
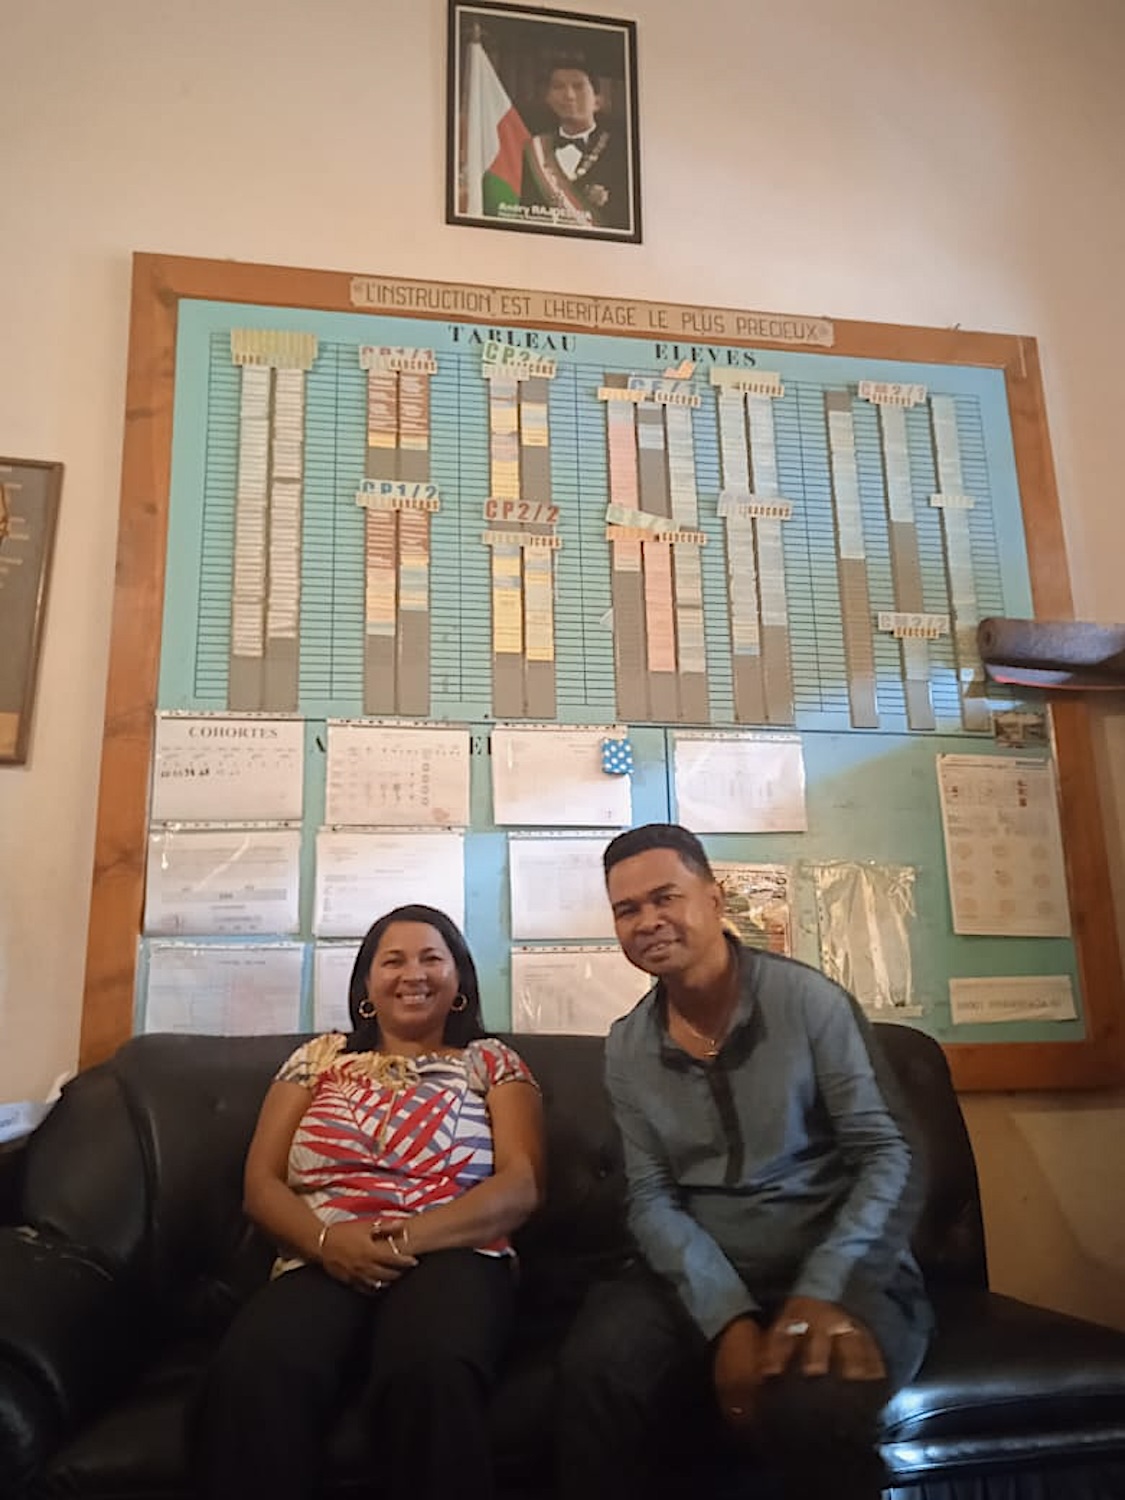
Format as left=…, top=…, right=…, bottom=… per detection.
left=605, top=942, right=930, bottom=1345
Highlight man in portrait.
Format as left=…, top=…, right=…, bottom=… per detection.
left=520, top=55, right=631, bottom=233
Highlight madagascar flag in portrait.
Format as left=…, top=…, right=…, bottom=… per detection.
left=464, top=37, right=529, bottom=216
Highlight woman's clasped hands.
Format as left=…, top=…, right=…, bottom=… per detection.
left=318, top=1219, right=417, bottom=1293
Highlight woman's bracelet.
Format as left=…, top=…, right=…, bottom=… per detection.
left=315, top=1221, right=332, bottom=1260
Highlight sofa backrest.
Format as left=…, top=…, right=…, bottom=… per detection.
left=17, top=1021, right=986, bottom=1321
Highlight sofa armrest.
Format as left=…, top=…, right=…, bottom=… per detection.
left=0, top=1140, right=26, bottom=1226
left=0, top=1227, right=149, bottom=1497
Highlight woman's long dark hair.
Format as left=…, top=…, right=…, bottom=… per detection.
left=344, top=904, right=486, bottom=1053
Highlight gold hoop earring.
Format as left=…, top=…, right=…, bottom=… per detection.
left=358, top=996, right=377, bottom=1020
left=450, top=992, right=469, bottom=1013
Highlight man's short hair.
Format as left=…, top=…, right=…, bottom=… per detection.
left=543, top=53, right=600, bottom=92
left=603, top=824, right=715, bottom=883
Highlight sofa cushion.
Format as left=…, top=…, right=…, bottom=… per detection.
left=882, top=1290, right=1125, bottom=1477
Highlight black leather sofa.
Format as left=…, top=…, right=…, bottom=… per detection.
left=3, top=1024, right=1125, bottom=1499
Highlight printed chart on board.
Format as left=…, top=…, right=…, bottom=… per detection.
left=162, top=305, right=1029, bottom=737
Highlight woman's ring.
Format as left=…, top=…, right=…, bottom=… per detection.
left=783, top=1320, right=810, bottom=1336
left=829, top=1322, right=857, bottom=1336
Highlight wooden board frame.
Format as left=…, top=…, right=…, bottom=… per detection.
left=79, top=251, right=1125, bottom=1090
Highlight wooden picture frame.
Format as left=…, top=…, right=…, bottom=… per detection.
left=447, top=2, right=642, bottom=243
left=0, top=457, right=62, bottom=765
left=79, top=252, right=1125, bottom=1093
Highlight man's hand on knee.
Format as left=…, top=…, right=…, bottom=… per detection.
left=760, top=1297, right=886, bottom=1381
left=712, top=1315, right=765, bottom=1433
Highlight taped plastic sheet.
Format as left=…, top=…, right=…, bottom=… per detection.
left=810, top=862, right=917, bottom=1013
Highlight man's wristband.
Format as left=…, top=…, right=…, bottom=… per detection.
left=316, top=1221, right=332, bottom=1259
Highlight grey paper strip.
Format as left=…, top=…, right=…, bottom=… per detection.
left=755, top=516, right=793, bottom=723
left=492, top=651, right=526, bottom=719
left=762, top=625, right=795, bottom=726
left=229, top=655, right=264, bottom=712
left=648, top=671, right=681, bottom=723
left=888, top=521, right=925, bottom=610
left=904, top=676, right=935, bottom=731
left=679, top=673, right=711, bottom=725
left=262, top=639, right=299, bottom=713
left=396, top=447, right=426, bottom=484
left=613, top=570, right=649, bottom=721
left=930, top=395, right=988, bottom=729
left=525, top=659, right=557, bottom=720
left=635, top=405, right=671, bottom=519
left=838, top=558, right=879, bottom=728
left=398, top=610, right=430, bottom=717
left=733, top=655, right=768, bottom=726
left=364, top=635, right=397, bottom=715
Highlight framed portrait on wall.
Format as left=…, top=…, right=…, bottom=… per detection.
left=446, top=2, right=641, bottom=243
left=0, top=458, right=62, bottom=764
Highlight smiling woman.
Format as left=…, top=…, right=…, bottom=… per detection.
left=192, top=903, right=545, bottom=1500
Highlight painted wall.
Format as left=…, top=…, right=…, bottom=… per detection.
left=2, top=0, right=1123, bottom=1325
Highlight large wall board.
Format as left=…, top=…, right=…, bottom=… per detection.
left=81, top=254, right=1125, bottom=1090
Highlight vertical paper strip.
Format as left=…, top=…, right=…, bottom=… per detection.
left=489, top=376, right=527, bottom=717
left=230, top=362, right=270, bottom=708
left=519, top=377, right=557, bottom=718
left=825, top=392, right=878, bottom=728
left=366, top=370, right=399, bottom=478
left=228, top=332, right=318, bottom=712
left=745, top=391, right=794, bottom=724
left=665, top=403, right=708, bottom=720
left=756, top=516, right=795, bottom=724
left=365, top=512, right=398, bottom=638
left=519, top=377, right=552, bottom=505
left=931, top=395, right=989, bottom=731
left=400, top=371, right=433, bottom=715
left=523, top=547, right=555, bottom=663
left=397, top=510, right=430, bottom=716
left=716, top=388, right=765, bottom=725
left=643, top=541, right=676, bottom=674
left=491, top=544, right=524, bottom=656
left=397, top=371, right=430, bottom=482
left=746, top=395, right=780, bottom=496
left=604, top=381, right=647, bottom=721
left=490, top=379, right=521, bottom=501
left=664, top=404, right=699, bottom=528
left=878, top=402, right=934, bottom=730
left=635, top=403, right=676, bottom=718
left=364, top=364, right=399, bottom=714
left=263, top=366, right=304, bottom=710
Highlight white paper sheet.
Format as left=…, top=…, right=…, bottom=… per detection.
left=673, top=733, right=807, bottom=833
left=509, top=835, right=616, bottom=940
left=144, top=828, right=301, bottom=936
left=313, top=943, right=360, bottom=1032
left=491, top=728, right=632, bottom=827
left=143, top=942, right=304, bottom=1035
left=151, top=715, right=304, bottom=823
left=937, top=755, right=1071, bottom=937
left=313, top=829, right=465, bottom=937
left=510, top=946, right=653, bottom=1035
left=325, top=724, right=471, bottom=827
left=949, top=975, right=1077, bottom=1025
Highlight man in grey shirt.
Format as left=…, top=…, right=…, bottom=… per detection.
left=556, top=824, right=932, bottom=1500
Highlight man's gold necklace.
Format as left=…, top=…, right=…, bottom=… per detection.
left=672, top=1006, right=732, bottom=1059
